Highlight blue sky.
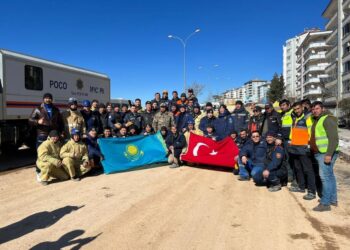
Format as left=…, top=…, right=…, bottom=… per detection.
left=0, top=0, right=329, bottom=103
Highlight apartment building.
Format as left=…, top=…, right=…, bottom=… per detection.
left=244, top=79, right=268, bottom=103
left=323, top=0, right=350, bottom=114
left=295, top=30, right=331, bottom=102
left=283, top=32, right=308, bottom=99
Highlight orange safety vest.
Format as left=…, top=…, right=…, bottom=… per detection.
left=290, top=114, right=312, bottom=146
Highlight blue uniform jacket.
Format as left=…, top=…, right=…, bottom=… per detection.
left=265, top=144, right=284, bottom=171
left=199, top=116, right=216, bottom=132
left=176, top=112, right=194, bottom=132
left=86, top=135, right=102, bottom=159
left=214, top=110, right=233, bottom=140
left=239, top=140, right=267, bottom=165
left=231, top=107, right=250, bottom=133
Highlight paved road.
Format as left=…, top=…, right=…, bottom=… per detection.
left=0, top=161, right=349, bottom=250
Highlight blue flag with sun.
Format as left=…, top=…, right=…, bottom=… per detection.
left=98, top=131, right=168, bottom=174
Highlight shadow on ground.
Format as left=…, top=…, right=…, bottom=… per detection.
left=29, top=230, right=102, bottom=250
left=0, top=205, right=84, bottom=244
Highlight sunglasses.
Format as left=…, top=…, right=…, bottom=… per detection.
left=251, top=135, right=260, bottom=138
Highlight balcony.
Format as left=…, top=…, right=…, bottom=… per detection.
left=343, top=70, right=350, bottom=80
left=344, top=0, right=350, bottom=13
left=304, top=53, right=326, bottom=65
left=326, top=44, right=337, bottom=59
left=303, top=42, right=329, bottom=55
left=304, top=88, right=323, bottom=96
left=325, top=61, right=337, bottom=72
left=304, top=65, right=328, bottom=76
left=326, top=30, right=337, bottom=45
left=326, top=13, right=337, bottom=30
left=325, top=78, right=337, bottom=88
left=304, top=77, right=321, bottom=86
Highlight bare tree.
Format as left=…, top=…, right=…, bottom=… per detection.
left=186, top=82, right=205, bottom=97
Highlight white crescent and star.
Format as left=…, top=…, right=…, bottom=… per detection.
left=193, top=142, right=218, bottom=157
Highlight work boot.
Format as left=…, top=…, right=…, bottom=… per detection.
left=170, top=163, right=179, bottom=168
left=72, top=176, right=80, bottom=182
left=318, top=199, right=338, bottom=207
left=238, top=176, right=250, bottom=181
left=289, top=186, right=305, bottom=193
left=41, top=181, right=49, bottom=186
left=303, top=193, right=316, bottom=200
left=36, top=172, right=42, bottom=183
left=233, top=168, right=239, bottom=175
left=313, top=203, right=331, bottom=212
left=268, top=184, right=282, bottom=192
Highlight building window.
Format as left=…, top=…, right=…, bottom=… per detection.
left=25, top=65, right=43, bottom=91
left=344, top=80, right=350, bottom=93
left=344, top=23, right=350, bottom=37
left=344, top=61, right=350, bottom=74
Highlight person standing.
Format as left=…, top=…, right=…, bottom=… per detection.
left=310, top=101, right=339, bottom=212
left=170, top=91, right=180, bottom=108
left=152, top=103, right=175, bottom=131
left=231, top=100, right=250, bottom=133
left=176, top=104, right=194, bottom=133
left=288, top=102, right=316, bottom=200
left=160, top=90, right=170, bottom=107
left=141, top=101, right=155, bottom=130
left=29, top=93, right=64, bottom=181
left=248, top=106, right=264, bottom=135
left=199, top=109, right=216, bottom=133
left=261, top=103, right=282, bottom=137
left=279, top=99, right=294, bottom=184
left=192, top=103, right=205, bottom=131
left=124, top=104, right=142, bottom=134
left=187, top=88, right=198, bottom=104
left=214, top=104, right=233, bottom=140
left=62, top=97, right=86, bottom=140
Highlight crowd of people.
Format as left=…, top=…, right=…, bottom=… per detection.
left=29, top=88, right=339, bottom=212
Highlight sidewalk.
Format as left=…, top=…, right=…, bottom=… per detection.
left=339, top=128, right=350, bottom=161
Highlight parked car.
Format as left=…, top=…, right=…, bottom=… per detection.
left=338, top=117, right=347, bottom=128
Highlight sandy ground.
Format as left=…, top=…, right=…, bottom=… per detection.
left=0, top=159, right=349, bottom=250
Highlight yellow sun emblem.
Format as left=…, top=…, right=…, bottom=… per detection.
left=124, top=144, right=144, bottom=161
left=127, top=145, right=138, bottom=156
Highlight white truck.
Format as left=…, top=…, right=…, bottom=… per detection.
left=0, top=49, right=110, bottom=150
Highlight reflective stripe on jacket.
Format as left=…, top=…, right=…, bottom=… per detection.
left=315, top=115, right=339, bottom=153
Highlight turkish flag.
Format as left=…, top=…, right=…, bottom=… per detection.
left=181, top=132, right=239, bottom=168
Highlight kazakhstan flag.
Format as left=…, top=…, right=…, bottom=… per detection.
left=98, top=131, right=168, bottom=174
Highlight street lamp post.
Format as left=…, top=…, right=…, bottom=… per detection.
left=168, top=28, right=200, bottom=92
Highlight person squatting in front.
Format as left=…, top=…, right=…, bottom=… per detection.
left=36, top=130, right=70, bottom=185
left=166, top=125, right=187, bottom=168
left=60, top=128, right=91, bottom=181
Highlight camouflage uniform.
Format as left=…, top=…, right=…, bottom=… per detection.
left=152, top=111, right=175, bottom=131
left=36, top=138, right=69, bottom=181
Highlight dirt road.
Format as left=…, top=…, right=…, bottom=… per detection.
left=0, top=160, right=349, bottom=250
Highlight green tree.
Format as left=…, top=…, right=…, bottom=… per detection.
left=267, top=73, right=285, bottom=102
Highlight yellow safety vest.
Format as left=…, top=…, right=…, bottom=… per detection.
left=315, top=115, right=339, bottom=153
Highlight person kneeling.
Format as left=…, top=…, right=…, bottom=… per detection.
left=238, top=130, right=266, bottom=182
left=166, top=125, right=186, bottom=168
left=36, top=130, right=70, bottom=186
left=262, top=132, right=287, bottom=192
left=60, top=128, right=91, bottom=181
